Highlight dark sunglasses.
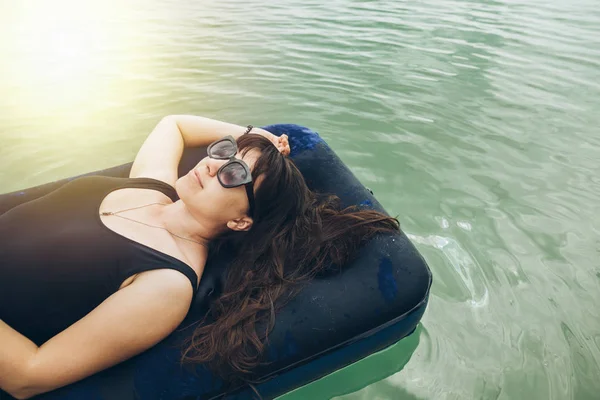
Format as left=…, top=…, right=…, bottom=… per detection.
left=207, top=135, right=255, bottom=217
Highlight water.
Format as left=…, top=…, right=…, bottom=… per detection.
left=1, top=0, right=600, bottom=398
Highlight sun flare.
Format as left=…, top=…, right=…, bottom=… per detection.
left=1, top=1, right=133, bottom=116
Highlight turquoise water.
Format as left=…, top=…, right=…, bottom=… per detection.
left=1, top=0, right=600, bottom=398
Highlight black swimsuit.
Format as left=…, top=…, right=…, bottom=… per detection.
left=0, top=176, right=198, bottom=346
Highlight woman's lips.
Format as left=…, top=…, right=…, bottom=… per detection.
left=193, top=169, right=203, bottom=188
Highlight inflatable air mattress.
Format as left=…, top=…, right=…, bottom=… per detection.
left=0, top=124, right=432, bottom=400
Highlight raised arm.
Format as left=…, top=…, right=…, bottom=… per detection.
left=0, top=269, right=193, bottom=399
left=129, top=115, right=253, bottom=186
left=129, top=115, right=287, bottom=187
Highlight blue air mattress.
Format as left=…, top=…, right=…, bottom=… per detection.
left=0, top=124, right=432, bottom=400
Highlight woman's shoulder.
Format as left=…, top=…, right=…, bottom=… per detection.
left=125, top=257, right=205, bottom=295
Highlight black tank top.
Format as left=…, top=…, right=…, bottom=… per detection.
left=0, top=176, right=198, bottom=346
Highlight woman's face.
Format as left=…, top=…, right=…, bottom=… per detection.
left=175, top=148, right=261, bottom=231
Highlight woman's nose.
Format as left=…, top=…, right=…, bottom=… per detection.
left=206, top=157, right=228, bottom=176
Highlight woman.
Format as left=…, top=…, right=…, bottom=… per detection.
left=0, top=116, right=399, bottom=399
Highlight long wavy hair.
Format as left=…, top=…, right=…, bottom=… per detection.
left=181, top=134, right=400, bottom=382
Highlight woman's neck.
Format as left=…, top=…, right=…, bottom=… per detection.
left=157, top=200, right=217, bottom=247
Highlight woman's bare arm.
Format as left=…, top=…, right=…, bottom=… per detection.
left=130, top=115, right=253, bottom=186
left=0, top=320, right=38, bottom=398
left=129, top=115, right=286, bottom=186
left=0, top=269, right=193, bottom=399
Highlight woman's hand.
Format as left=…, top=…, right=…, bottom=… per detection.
left=252, top=128, right=290, bottom=156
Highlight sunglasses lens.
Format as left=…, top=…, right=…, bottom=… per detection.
left=219, top=162, right=249, bottom=186
left=210, top=140, right=235, bottom=158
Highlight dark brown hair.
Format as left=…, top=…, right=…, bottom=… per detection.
left=180, top=134, right=400, bottom=382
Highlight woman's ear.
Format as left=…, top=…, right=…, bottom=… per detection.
left=226, top=217, right=253, bottom=232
